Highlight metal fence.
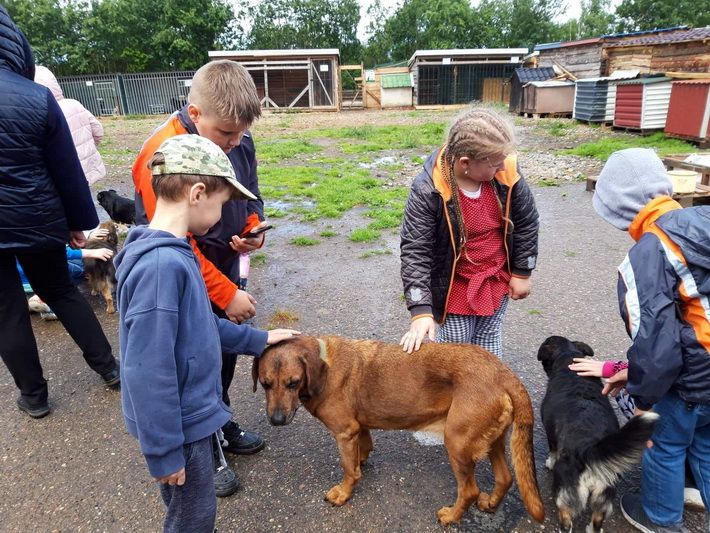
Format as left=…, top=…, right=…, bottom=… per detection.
left=58, top=70, right=196, bottom=116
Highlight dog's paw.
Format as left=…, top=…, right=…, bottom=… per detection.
left=324, top=485, right=351, bottom=506
left=436, top=506, right=462, bottom=525
left=476, top=492, right=499, bottom=513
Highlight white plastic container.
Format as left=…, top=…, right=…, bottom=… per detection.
left=667, top=170, right=698, bottom=194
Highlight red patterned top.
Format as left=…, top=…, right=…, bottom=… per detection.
left=447, top=182, right=511, bottom=316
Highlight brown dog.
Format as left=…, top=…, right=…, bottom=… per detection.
left=252, top=335, right=545, bottom=525
left=83, top=221, right=118, bottom=314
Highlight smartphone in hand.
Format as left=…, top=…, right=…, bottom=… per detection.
left=241, top=225, right=273, bottom=239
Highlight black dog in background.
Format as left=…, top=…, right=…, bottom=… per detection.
left=537, top=336, right=658, bottom=533
left=97, top=190, right=135, bottom=225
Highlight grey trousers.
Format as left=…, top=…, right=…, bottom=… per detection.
left=159, top=436, right=216, bottom=533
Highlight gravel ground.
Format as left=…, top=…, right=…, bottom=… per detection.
left=0, top=110, right=705, bottom=532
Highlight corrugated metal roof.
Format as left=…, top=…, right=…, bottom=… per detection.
left=408, top=48, right=528, bottom=66
left=535, top=26, right=689, bottom=51
left=606, top=27, right=710, bottom=47
left=615, top=76, right=672, bottom=85
left=525, top=80, right=575, bottom=88
left=209, top=49, right=340, bottom=59
left=513, top=67, right=556, bottom=82
left=380, top=73, right=412, bottom=89
left=601, top=26, right=687, bottom=39
left=673, top=79, right=710, bottom=85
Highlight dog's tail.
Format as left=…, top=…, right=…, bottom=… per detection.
left=508, top=377, right=546, bottom=523
left=582, top=412, right=658, bottom=486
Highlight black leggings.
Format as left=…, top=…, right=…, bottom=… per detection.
left=0, top=248, right=116, bottom=404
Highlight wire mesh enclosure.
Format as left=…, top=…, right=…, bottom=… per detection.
left=415, top=63, right=517, bottom=106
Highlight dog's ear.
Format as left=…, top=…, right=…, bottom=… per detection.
left=251, top=357, right=259, bottom=393
left=299, top=341, right=327, bottom=398
left=573, top=341, right=594, bottom=357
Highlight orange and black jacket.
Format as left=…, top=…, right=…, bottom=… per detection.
left=618, top=197, right=710, bottom=410
left=401, top=147, right=539, bottom=324
left=132, top=107, right=263, bottom=310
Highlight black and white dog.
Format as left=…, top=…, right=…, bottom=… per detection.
left=537, top=336, right=658, bottom=533
left=97, top=189, right=135, bottom=225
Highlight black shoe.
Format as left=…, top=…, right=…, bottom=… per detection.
left=213, top=433, right=240, bottom=497
left=17, top=396, right=50, bottom=419
left=101, top=367, right=120, bottom=388
left=620, top=493, right=690, bottom=533
left=220, top=421, right=265, bottom=455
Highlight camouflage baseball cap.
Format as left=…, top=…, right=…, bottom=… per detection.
left=151, top=134, right=256, bottom=200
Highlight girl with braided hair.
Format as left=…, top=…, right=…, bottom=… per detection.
left=400, top=107, right=539, bottom=357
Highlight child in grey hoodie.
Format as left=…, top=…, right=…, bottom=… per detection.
left=115, top=134, right=298, bottom=533
left=592, top=147, right=710, bottom=533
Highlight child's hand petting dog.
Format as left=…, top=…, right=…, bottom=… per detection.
left=82, top=248, right=114, bottom=261
left=69, top=230, right=86, bottom=249
left=156, top=468, right=185, bottom=486
left=88, top=227, right=109, bottom=240
left=602, top=369, right=628, bottom=397
left=568, top=357, right=604, bottom=377
left=266, top=329, right=301, bottom=345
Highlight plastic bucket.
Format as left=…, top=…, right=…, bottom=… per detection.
left=667, top=170, right=698, bottom=194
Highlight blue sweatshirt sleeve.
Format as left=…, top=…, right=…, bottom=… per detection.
left=65, top=246, right=83, bottom=260
left=216, top=315, right=269, bottom=356
left=123, top=307, right=185, bottom=478
left=43, top=91, right=99, bottom=231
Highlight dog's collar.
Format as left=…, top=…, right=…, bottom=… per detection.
left=317, top=338, right=328, bottom=363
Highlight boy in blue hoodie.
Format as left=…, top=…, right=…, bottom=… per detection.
left=114, top=134, right=298, bottom=532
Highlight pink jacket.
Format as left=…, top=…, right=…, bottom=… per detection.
left=34, top=66, right=106, bottom=185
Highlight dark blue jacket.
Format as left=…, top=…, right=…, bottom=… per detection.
left=115, top=227, right=269, bottom=477
left=618, top=198, right=710, bottom=409
left=0, top=6, right=98, bottom=251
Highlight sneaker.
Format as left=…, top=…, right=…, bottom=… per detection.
left=28, top=295, right=50, bottom=314
left=220, top=420, right=265, bottom=455
left=40, top=310, right=58, bottom=321
left=620, top=493, right=690, bottom=533
left=213, top=433, right=240, bottom=497
left=101, top=367, right=121, bottom=388
left=683, top=486, right=705, bottom=511
left=16, top=396, right=50, bottom=419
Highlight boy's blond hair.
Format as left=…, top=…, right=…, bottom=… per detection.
left=188, top=60, right=262, bottom=125
left=149, top=153, right=241, bottom=202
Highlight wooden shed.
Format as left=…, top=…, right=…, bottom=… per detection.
left=614, top=77, right=672, bottom=130
left=604, top=27, right=710, bottom=76
left=665, top=79, right=710, bottom=144
left=408, top=48, right=527, bottom=107
left=509, top=67, right=556, bottom=113
left=522, top=80, right=576, bottom=115
left=208, top=49, right=340, bottom=110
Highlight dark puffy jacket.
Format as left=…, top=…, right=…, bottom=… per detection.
left=0, top=6, right=98, bottom=251
left=618, top=197, right=710, bottom=409
left=401, top=148, right=539, bottom=323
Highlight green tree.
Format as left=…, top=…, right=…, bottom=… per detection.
left=506, top=0, right=565, bottom=49
left=238, top=0, right=362, bottom=64
left=615, top=0, right=710, bottom=31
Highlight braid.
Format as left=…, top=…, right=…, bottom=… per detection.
left=442, top=148, right=467, bottom=253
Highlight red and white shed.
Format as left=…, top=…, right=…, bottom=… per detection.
left=613, top=76, right=672, bottom=130
left=664, top=79, right=710, bottom=144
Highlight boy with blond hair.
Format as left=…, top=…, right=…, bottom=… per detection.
left=117, top=134, right=298, bottom=532
left=132, top=60, right=268, bottom=495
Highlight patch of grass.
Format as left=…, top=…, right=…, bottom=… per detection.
left=291, top=236, right=319, bottom=246
left=411, top=155, right=425, bottom=165
left=539, top=120, right=574, bottom=137
left=528, top=309, right=542, bottom=316
left=573, top=173, right=587, bottom=182
left=360, top=249, right=393, bottom=259
left=563, top=250, right=577, bottom=257
left=538, top=178, right=559, bottom=187
left=305, top=123, right=446, bottom=153
left=99, top=147, right=134, bottom=156
left=268, top=309, right=299, bottom=329
left=349, top=228, right=381, bottom=243
left=264, top=207, right=288, bottom=218
left=258, top=140, right=322, bottom=163
left=320, top=229, right=338, bottom=237
left=250, top=252, right=267, bottom=266
left=364, top=207, right=403, bottom=230
left=308, top=155, right=346, bottom=165
left=560, top=132, right=696, bottom=161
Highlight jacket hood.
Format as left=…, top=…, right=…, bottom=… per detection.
left=115, top=226, right=194, bottom=282
left=660, top=206, right=710, bottom=271
left=34, top=65, right=63, bottom=100
left=0, top=5, right=34, bottom=80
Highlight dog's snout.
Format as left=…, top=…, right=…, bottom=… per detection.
left=269, top=409, right=287, bottom=426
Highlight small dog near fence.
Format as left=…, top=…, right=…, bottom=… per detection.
left=83, top=221, right=118, bottom=314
